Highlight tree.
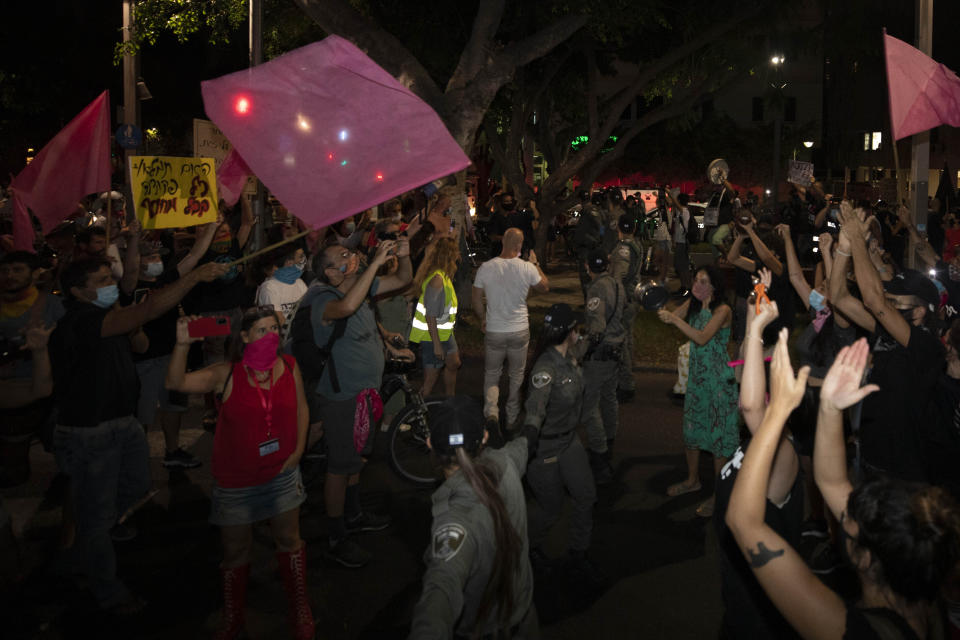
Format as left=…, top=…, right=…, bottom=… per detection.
left=481, top=0, right=802, bottom=250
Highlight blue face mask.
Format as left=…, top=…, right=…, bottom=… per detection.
left=808, top=289, right=826, bottom=312
left=273, top=264, right=303, bottom=285
left=92, top=284, right=119, bottom=309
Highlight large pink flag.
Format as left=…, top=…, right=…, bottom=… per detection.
left=201, top=36, right=470, bottom=228
left=885, top=32, right=960, bottom=141
left=10, top=91, right=112, bottom=251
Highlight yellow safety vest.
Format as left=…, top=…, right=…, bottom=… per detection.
left=409, top=269, right=458, bottom=343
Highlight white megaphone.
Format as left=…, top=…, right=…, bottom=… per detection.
left=708, top=158, right=730, bottom=185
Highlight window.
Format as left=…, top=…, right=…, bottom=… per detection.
left=784, top=96, right=797, bottom=122
left=863, top=132, right=881, bottom=151
left=752, top=97, right=764, bottom=121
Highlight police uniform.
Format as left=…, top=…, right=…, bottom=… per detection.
left=574, top=203, right=604, bottom=296
left=409, top=437, right=536, bottom=639
left=523, top=346, right=596, bottom=555
left=581, top=263, right=626, bottom=482
left=609, top=234, right=643, bottom=395
left=600, top=205, right=625, bottom=255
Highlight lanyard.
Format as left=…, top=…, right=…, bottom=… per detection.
left=754, top=282, right=771, bottom=314
left=246, top=365, right=276, bottom=437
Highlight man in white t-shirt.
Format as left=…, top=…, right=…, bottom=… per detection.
left=256, top=244, right=308, bottom=323
left=472, top=228, right=549, bottom=436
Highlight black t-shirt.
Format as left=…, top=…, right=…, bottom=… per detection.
left=120, top=269, right=180, bottom=362
left=506, top=209, right=535, bottom=252
left=765, top=269, right=797, bottom=345
left=714, top=437, right=804, bottom=640
left=50, top=301, right=140, bottom=427
left=861, top=325, right=945, bottom=481
left=844, top=604, right=947, bottom=640
left=184, top=237, right=252, bottom=313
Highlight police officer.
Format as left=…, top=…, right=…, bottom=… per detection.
left=523, top=303, right=601, bottom=582
left=581, top=249, right=626, bottom=485
left=610, top=213, right=643, bottom=402
left=573, top=191, right=605, bottom=298
left=410, top=396, right=538, bottom=639
left=600, top=188, right=626, bottom=256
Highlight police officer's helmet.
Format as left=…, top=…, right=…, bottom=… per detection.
left=586, top=249, right=609, bottom=273
left=543, top=303, right=582, bottom=335
left=617, top=213, right=637, bottom=234
left=590, top=191, right=606, bottom=206
left=607, top=188, right=624, bottom=205
left=428, top=396, right=486, bottom=457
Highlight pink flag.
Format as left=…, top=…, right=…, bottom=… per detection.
left=201, top=36, right=470, bottom=228
left=10, top=91, right=112, bottom=251
left=217, top=147, right=252, bottom=208
left=884, top=32, right=960, bottom=141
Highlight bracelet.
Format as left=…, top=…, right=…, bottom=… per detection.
left=745, top=333, right=763, bottom=345
left=836, top=249, right=851, bottom=257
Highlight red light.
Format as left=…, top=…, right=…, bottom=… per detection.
left=327, top=153, right=334, bottom=160
left=376, top=173, right=384, bottom=181
left=234, top=96, right=251, bottom=115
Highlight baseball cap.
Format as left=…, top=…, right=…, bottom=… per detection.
left=543, top=303, right=583, bottom=334
left=618, top=213, right=636, bottom=234
left=883, top=268, right=939, bottom=312
left=586, top=249, right=609, bottom=273
left=427, top=396, right=486, bottom=456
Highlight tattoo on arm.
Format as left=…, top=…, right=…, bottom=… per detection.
left=747, top=542, right=785, bottom=568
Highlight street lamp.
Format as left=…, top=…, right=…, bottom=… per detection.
left=803, top=141, right=814, bottom=148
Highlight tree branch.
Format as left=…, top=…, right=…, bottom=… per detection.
left=292, top=0, right=444, bottom=109
left=446, top=0, right=505, bottom=93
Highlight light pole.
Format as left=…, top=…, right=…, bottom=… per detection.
left=769, top=55, right=787, bottom=207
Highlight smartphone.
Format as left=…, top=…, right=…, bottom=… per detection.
left=188, top=316, right=231, bottom=338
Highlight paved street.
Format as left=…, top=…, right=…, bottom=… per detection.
left=2, top=268, right=729, bottom=640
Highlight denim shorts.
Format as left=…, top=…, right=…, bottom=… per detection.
left=209, top=467, right=306, bottom=526
left=420, top=335, right=458, bottom=369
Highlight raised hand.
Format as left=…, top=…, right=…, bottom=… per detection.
left=819, top=233, right=833, bottom=254
left=750, top=298, right=780, bottom=332
left=758, top=267, right=772, bottom=291
left=768, top=328, right=809, bottom=414
left=657, top=309, right=676, bottom=325
left=176, top=315, right=203, bottom=346
left=372, top=239, right=398, bottom=265
left=775, top=223, right=791, bottom=240
left=819, top=338, right=879, bottom=412
left=22, top=325, right=54, bottom=351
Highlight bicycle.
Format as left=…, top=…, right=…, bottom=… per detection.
left=299, top=357, right=440, bottom=488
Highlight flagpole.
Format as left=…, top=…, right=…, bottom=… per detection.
left=225, top=228, right=312, bottom=268
left=105, top=191, right=112, bottom=247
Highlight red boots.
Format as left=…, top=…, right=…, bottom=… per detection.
left=277, top=545, right=315, bottom=640
left=214, top=564, right=249, bottom=640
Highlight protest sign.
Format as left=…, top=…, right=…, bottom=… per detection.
left=787, top=160, right=814, bottom=186
left=129, top=156, right=219, bottom=229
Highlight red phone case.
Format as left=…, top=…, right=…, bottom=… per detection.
left=188, top=316, right=232, bottom=338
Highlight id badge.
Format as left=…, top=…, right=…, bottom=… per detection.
left=258, top=438, right=280, bottom=457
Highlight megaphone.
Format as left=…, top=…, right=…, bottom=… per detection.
left=708, top=158, right=730, bottom=185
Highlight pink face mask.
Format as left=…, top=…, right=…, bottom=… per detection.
left=242, top=331, right=280, bottom=371
left=692, top=281, right=713, bottom=302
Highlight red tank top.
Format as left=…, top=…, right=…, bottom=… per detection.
left=212, top=354, right=298, bottom=488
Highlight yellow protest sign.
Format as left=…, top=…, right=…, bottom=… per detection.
left=129, top=156, right=219, bottom=229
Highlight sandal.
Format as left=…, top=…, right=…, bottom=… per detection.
left=696, top=497, right=715, bottom=518
left=666, top=481, right=702, bottom=497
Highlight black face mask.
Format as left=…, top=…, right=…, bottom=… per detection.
left=897, top=306, right=917, bottom=323
left=502, top=201, right=516, bottom=211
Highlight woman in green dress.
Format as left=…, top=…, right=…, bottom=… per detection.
left=658, top=264, right=739, bottom=517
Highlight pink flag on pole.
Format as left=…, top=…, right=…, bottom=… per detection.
left=10, top=91, right=112, bottom=251
left=217, top=147, right=252, bottom=208
left=884, top=32, right=960, bottom=141
left=201, top=36, right=470, bottom=228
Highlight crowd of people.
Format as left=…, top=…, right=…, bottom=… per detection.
left=1, top=176, right=960, bottom=639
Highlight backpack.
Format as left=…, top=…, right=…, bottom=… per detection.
left=286, top=285, right=348, bottom=393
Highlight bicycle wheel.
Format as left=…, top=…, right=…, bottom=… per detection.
left=387, top=399, right=444, bottom=486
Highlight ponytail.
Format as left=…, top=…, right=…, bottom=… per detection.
left=453, top=447, right=522, bottom=636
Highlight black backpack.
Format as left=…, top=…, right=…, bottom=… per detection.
left=287, top=286, right=348, bottom=393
